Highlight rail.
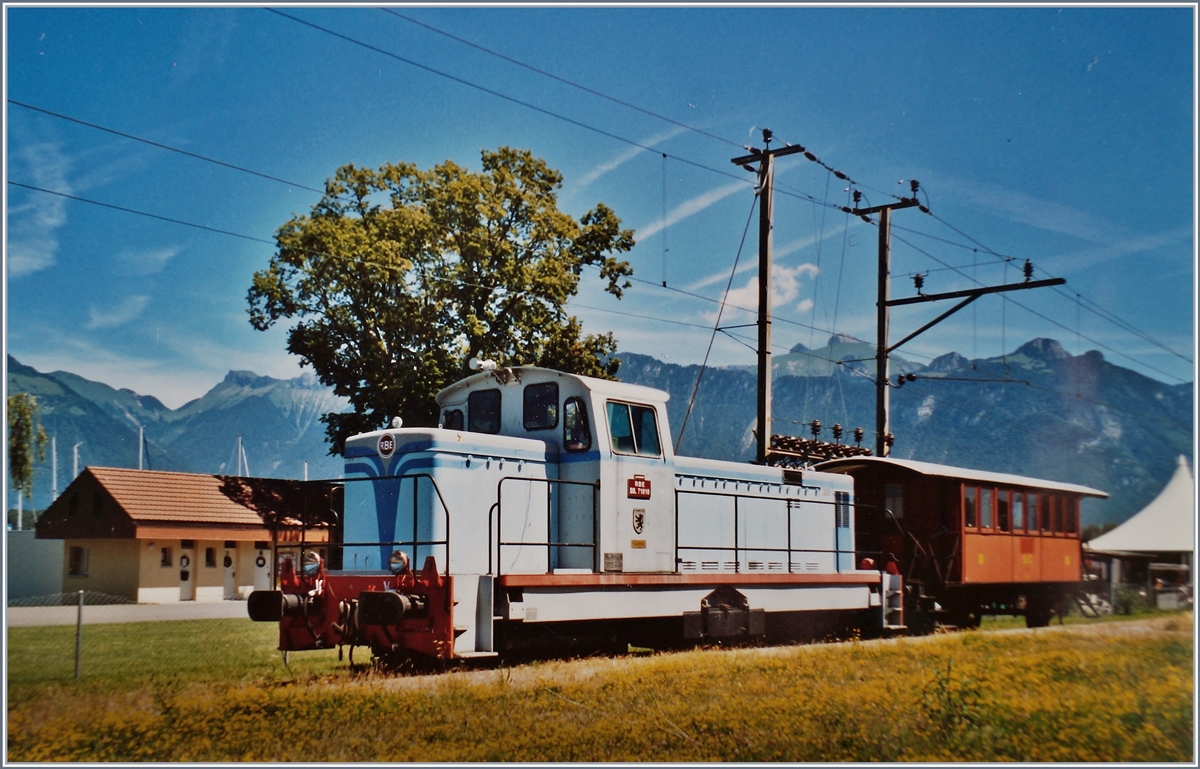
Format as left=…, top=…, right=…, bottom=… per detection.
left=275, top=472, right=453, bottom=581
left=490, top=476, right=599, bottom=575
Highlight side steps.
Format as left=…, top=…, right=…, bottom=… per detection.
left=883, top=573, right=906, bottom=630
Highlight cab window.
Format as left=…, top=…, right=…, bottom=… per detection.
left=442, top=409, right=464, bottom=430
left=606, top=402, right=662, bottom=457
left=468, top=389, right=502, bottom=434
left=523, top=382, right=559, bottom=430
left=563, top=397, right=591, bottom=452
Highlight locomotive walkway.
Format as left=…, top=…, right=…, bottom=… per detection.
left=7, top=600, right=251, bottom=627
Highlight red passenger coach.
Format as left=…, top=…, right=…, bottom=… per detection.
left=816, top=457, right=1108, bottom=628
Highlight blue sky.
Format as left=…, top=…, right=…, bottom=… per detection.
left=5, top=6, right=1195, bottom=409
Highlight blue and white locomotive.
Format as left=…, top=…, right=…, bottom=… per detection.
left=249, top=363, right=903, bottom=660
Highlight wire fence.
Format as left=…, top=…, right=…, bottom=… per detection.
left=8, top=591, right=137, bottom=608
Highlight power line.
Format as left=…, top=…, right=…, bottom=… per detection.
left=381, top=8, right=742, bottom=150
left=885, top=228, right=1189, bottom=384
left=7, top=181, right=278, bottom=246
left=266, top=9, right=751, bottom=189
left=8, top=100, right=323, bottom=194
left=921, top=209, right=1191, bottom=366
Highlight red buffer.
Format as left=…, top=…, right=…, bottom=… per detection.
left=250, top=551, right=456, bottom=660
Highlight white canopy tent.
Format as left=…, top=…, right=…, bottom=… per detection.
left=1084, top=456, right=1194, bottom=610
left=1085, top=455, right=1194, bottom=555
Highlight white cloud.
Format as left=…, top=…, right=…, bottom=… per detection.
left=118, top=246, right=180, bottom=276
left=937, top=178, right=1116, bottom=243
left=7, top=143, right=72, bottom=278
left=637, top=179, right=748, bottom=242
left=1056, top=225, right=1193, bottom=269
left=684, top=228, right=846, bottom=293
left=577, top=126, right=689, bottom=188
left=703, top=263, right=820, bottom=322
left=86, top=295, right=150, bottom=330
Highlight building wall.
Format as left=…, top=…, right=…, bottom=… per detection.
left=7, top=531, right=64, bottom=601
left=63, top=538, right=140, bottom=599
left=134, top=537, right=281, bottom=602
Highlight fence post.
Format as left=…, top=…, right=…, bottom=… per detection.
left=74, top=589, right=83, bottom=680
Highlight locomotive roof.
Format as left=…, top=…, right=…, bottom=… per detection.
left=435, top=366, right=669, bottom=407
left=814, top=456, right=1108, bottom=498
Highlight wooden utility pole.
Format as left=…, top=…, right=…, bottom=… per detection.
left=851, top=182, right=1065, bottom=456
left=732, top=130, right=807, bottom=464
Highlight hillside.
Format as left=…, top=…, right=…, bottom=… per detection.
left=616, top=337, right=1192, bottom=526
left=7, top=337, right=1191, bottom=526
left=6, top=356, right=346, bottom=514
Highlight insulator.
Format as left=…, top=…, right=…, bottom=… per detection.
left=1023, top=259, right=1034, bottom=281
left=907, top=373, right=917, bottom=382
left=809, top=419, right=821, bottom=438
left=832, top=424, right=843, bottom=442
left=852, top=190, right=862, bottom=204
left=804, top=151, right=817, bottom=162
left=834, top=171, right=847, bottom=180
left=853, top=427, right=864, bottom=445
left=910, top=179, right=920, bottom=195
left=884, top=433, right=895, bottom=448
left=913, top=273, right=925, bottom=292
left=762, top=128, right=773, bottom=144
left=894, top=375, right=905, bottom=388
left=840, top=206, right=852, bottom=214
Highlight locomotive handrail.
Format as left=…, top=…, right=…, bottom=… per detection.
left=674, top=488, right=904, bottom=575
left=491, top=476, right=599, bottom=576
left=282, top=472, right=453, bottom=579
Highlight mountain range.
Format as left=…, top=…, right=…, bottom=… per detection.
left=6, top=337, right=1192, bottom=527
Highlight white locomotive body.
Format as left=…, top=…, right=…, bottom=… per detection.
left=250, top=366, right=901, bottom=660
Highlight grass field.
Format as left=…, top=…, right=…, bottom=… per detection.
left=7, top=613, right=1194, bottom=761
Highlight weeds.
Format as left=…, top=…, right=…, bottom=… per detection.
left=7, top=615, right=1193, bottom=762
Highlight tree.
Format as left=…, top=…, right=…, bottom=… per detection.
left=7, top=393, right=48, bottom=502
left=248, top=147, right=635, bottom=453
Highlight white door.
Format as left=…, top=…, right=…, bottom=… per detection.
left=253, top=546, right=271, bottom=590
left=601, top=400, right=675, bottom=573
left=223, top=545, right=238, bottom=599
left=179, top=547, right=196, bottom=601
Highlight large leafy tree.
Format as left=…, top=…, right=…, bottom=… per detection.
left=7, top=393, right=48, bottom=503
left=249, top=147, right=635, bottom=453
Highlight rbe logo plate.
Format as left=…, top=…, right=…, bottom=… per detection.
left=627, top=475, right=651, bottom=499
left=378, top=433, right=396, bottom=457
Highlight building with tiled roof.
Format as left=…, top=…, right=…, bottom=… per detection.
left=35, top=468, right=336, bottom=603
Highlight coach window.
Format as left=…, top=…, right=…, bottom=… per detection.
left=468, top=389, right=502, bottom=434
left=884, top=484, right=904, bottom=520
left=606, top=402, right=662, bottom=457
left=563, top=397, right=591, bottom=452
left=1066, top=498, right=1079, bottom=536
left=997, top=489, right=1011, bottom=533
left=1053, top=496, right=1064, bottom=535
left=1039, top=494, right=1052, bottom=534
left=523, top=382, right=559, bottom=431
left=963, top=486, right=977, bottom=529
left=979, top=487, right=993, bottom=531
left=442, top=409, right=464, bottom=430
left=1012, top=492, right=1025, bottom=532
